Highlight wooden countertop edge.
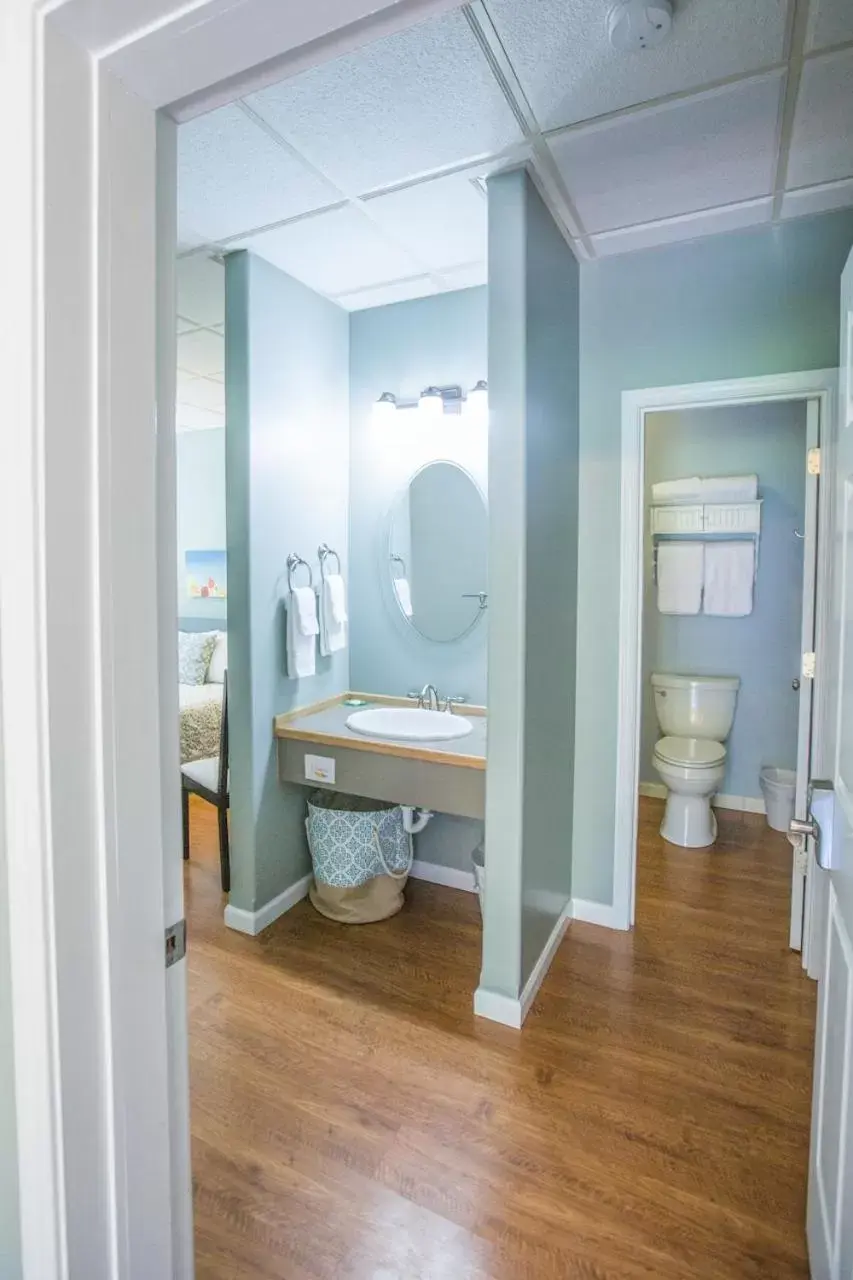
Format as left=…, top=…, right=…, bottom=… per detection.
left=275, top=691, right=486, bottom=725
left=275, top=725, right=486, bottom=771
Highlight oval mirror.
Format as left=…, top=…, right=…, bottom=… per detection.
left=388, top=461, right=488, bottom=643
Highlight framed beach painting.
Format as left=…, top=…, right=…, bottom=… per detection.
left=186, top=549, right=227, bottom=600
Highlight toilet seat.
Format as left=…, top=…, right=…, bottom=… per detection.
left=654, top=736, right=726, bottom=769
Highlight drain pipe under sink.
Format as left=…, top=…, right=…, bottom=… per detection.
left=401, top=806, right=434, bottom=835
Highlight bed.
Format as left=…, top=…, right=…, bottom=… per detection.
left=179, top=630, right=226, bottom=763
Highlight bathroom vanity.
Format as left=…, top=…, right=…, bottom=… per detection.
left=274, top=694, right=486, bottom=819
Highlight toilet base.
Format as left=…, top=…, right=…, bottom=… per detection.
left=660, top=793, right=718, bottom=849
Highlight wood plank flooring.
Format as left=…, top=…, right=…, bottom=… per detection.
left=186, top=796, right=815, bottom=1279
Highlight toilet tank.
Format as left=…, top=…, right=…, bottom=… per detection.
left=651, top=673, right=739, bottom=741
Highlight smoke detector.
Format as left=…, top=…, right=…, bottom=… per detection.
left=607, top=0, right=673, bottom=52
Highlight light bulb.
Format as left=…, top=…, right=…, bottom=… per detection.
left=418, top=386, right=443, bottom=417
left=373, top=391, right=397, bottom=421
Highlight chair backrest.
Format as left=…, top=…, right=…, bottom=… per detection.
left=217, top=670, right=229, bottom=796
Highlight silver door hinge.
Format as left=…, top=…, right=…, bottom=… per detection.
left=802, top=652, right=816, bottom=679
left=807, top=447, right=821, bottom=476
left=165, top=919, right=186, bottom=968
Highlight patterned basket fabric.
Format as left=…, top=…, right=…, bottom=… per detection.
left=306, top=798, right=410, bottom=887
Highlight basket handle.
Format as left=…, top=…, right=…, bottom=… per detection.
left=371, top=824, right=413, bottom=881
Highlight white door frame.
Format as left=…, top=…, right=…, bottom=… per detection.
left=613, top=370, right=838, bottom=938
left=0, top=0, right=466, bottom=1275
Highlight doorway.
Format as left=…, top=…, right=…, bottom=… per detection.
left=613, top=371, right=838, bottom=953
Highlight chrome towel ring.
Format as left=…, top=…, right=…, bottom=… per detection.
left=286, top=553, right=314, bottom=593
left=318, top=543, right=341, bottom=580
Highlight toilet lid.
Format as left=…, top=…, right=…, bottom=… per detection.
left=654, top=736, right=726, bottom=767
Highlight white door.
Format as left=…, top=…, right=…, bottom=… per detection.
left=806, top=247, right=853, bottom=1278
left=792, top=398, right=821, bottom=951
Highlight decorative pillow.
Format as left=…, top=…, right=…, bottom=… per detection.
left=207, top=631, right=228, bottom=684
left=178, top=631, right=218, bottom=686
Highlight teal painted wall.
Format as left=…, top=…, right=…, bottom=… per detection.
left=349, top=288, right=488, bottom=702
left=641, top=401, right=806, bottom=800
left=574, top=209, right=853, bottom=907
left=176, top=427, right=227, bottom=626
left=349, top=288, right=487, bottom=877
left=225, top=251, right=350, bottom=912
left=481, top=169, right=579, bottom=1000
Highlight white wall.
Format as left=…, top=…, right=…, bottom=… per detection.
left=176, top=427, right=227, bottom=625
left=641, top=402, right=806, bottom=800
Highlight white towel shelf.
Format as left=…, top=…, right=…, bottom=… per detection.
left=650, top=500, right=762, bottom=584
left=650, top=499, right=762, bottom=536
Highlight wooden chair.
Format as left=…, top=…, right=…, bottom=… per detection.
left=182, top=671, right=230, bottom=892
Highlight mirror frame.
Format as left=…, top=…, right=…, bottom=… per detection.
left=387, top=459, right=488, bottom=645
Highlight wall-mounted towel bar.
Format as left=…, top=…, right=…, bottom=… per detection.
left=650, top=499, right=762, bottom=585
left=286, top=553, right=314, bottom=592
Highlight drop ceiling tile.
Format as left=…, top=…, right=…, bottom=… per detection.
left=484, top=0, right=788, bottom=131
left=235, top=206, right=421, bottom=297
left=335, top=276, right=438, bottom=311
left=590, top=197, right=773, bottom=257
left=363, top=171, right=487, bottom=271
left=781, top=177, right=853, bottom=219
left=175, top=405, right=226, bottom=433
left=177, top=328, right=225, bottom=378
left=547, top=75, right=783, bottom=234
left=786, top=49, right=853, bottom=190
left=178, top=104, right=338, bottom=242
left=177, top=256, right=224, bottom=328
left=806, top=0, right=853, bottom=52
left=245, top=9, right=522, bottom=194
left=436, top=261, right=488, bottom=291
left=177, top=373, right=225, bottom=413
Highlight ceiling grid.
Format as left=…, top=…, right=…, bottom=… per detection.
left=175, top=0, right=853, bottom=313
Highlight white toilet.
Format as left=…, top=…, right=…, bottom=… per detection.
left=651, top=673, right=740, bottom=848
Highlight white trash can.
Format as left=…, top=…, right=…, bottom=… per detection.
left=759, top=767, right=797, bottom=833
left=472, top=842, right=485, bottom=917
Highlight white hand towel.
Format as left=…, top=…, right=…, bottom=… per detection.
left=292, top=586, right=319, bottom=637
left=652, top=477, right=703, bottom=504
left=699, top=474, right=758, bottom=503
left=286, top=590, right=317, bottom=678
left=394, top=578, right=413, bottom=617
left=325, top=574, right=348, bottom=626
left=703, top=542, right=755, bottom=616
left=319, top=575, right=347, bottom=657
left=656, top=542, right=704, bottom=615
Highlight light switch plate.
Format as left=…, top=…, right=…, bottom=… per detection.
left=305, top=754, right=336, bottom=784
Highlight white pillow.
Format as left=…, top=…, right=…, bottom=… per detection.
left=207, top=631, right=228, bottom=684
left=177, top=631, right=217, bottom=686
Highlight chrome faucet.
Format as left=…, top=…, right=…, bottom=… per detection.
left=418, top=683, right=441, bottom=711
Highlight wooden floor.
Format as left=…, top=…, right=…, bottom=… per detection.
left=186, top=796, right=816, bottom=1279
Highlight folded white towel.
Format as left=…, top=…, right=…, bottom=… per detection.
left=319, top=574, right=348, bottom=657
left=657, top=542, right=704, bottom=615
left=286, top=589, right=317, bottom=678
left=652, top=477, right=703, bottom=504
left=700, top=474, right=758, bottom=503
left=703, top=542, right=755, bottom=616
left=394, top=578, right=413, bottom=617
left=292, top=586, right=319, bottom=637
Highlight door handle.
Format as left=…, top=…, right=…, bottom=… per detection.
left=790, top=781, right=838, bottom=871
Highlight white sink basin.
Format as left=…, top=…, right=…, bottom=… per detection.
left=346, top=706, right=473, bottom=743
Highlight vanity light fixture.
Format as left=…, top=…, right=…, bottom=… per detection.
left=418, top=386, right=444, bottom=417
left=467, top=379, right=488, bottom=421
left=373, top=391, right=397, bottom=420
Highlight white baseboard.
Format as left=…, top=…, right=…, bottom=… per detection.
left=638, top=782, right=765, bottom=814
left=410, top=858, right=476, bottom=893
left=520, top=908, right=570, bottom=1023
left=475, top=903, right=570, bottom=1029
left=569, top=898, right=626, bottom=930
left=224, top=872, right=312, bottom=936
